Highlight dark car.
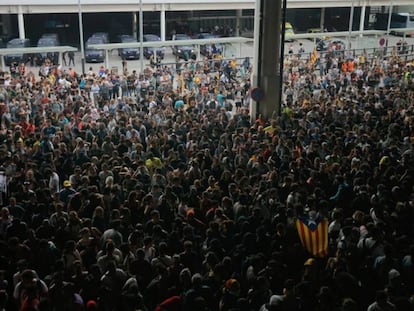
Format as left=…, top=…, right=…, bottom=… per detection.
left=85, top=36, right=105, bottom=63
left=91, top=32, right=109, bottom=44
left=198, top=33, right=223, bottom=57
left=172, top=34, right=196, bottom=60
left=143, top=34, right=165, bottom=60
left=118, top=35, right=140, bottom=60
left=316, top=38, right=346, bottom=51
left=36, top=35, right=60, bottom=65
left=4, top=38, right=31, bottom=66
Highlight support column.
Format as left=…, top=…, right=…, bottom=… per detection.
left=249, top=0, right=262, bottom=122
left=359, top=1, right=366, bottom=38
left=160, top=4, right=166, bottom=41
left=348, top=1, right=354, bottom=50
left=320, top=7, right=325, bottom=31
left=386, top=2, right=393, bottom=48
left=236, top=9, right=242, bottom=36
left=139, top=0, right=144, bottom=73
left=132, top=12, right=138, bottom=40
left=17, top=5, right=25, bottom=39
left=105, top=50, right=109, bottom=69
left=257, top=0, right=283, bottom=120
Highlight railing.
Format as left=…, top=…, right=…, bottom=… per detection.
left=291, top=43, right=414, bottom=66
left=129, top=43, right=414, bottom=79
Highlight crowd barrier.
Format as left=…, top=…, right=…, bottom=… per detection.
left=298, top=43, right=414, bottom=65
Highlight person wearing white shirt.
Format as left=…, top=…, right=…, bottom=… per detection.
left=91, top=80, right=100, bottom=104
left=45, top=168, right=60, bottom=194
left=149, top=98, right=157, bottom=109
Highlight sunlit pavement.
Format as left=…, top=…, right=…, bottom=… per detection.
left=18, top=34, right=414, bottom=76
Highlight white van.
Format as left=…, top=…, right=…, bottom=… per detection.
left=390, top=13, right=414, bottom=37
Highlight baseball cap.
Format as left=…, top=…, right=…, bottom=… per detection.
left=63, top=180, right=71, bottom=187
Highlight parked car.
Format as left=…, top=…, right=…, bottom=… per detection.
left=40, top=33, right=60, bottom=42
left=36, top=35, right=60, bottom=65
left=316, top=38, right=347, bottom=51
left=143, top=34, right=165, bottom=60
left=198, top=33, right=222, bottom=57
left=4, top=38, right=31, bottom=66
left=172, top=33, right=196, bottom=60
left=91, top=32, right=109, bottom=43
left=118, top=35, right=140, bottom=60
left=85, top=36, right=105, bottom=63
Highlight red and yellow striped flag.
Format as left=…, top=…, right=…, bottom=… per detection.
left=296, top=217, right=328, bottom=258
left=310, top=48, right=318, bottom=66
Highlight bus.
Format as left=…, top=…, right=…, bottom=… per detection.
left=390, top=13, right=414, bottom=36
left=375, top=12, right=414, bottom=37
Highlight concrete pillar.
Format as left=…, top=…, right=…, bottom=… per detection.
left=160, top=4, right=166, bottom=41
left=320, top=7, right=325, bottom=30
left=17, top=5, right=25, bottom=39
left=236, top=9, right=242, bottom=36
left=132, top=12, right=138, bottom=40
left=257, top=0, right=282, bottom=120
left=359, top=2, right=366, bottom=38
left=386, top=2, right=393, bottom=48
left=348, top=1, right=354, bottom=50
left=105, top=50, right=109, bottom=69
left=197, top=44, right=201, bottom=61
left=249, top=0, right=262, bottom=121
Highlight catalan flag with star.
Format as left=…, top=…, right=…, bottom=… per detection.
left=296, top=216, right=328, bottom=258
left=310, top=48, right=318, bottom=66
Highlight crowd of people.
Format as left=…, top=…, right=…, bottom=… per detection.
left=0, top=40, right=413, bottom=311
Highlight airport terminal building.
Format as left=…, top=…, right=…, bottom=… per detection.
left=0, top=0, right=413, bottom=47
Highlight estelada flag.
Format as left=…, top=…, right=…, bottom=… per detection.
left=310, top=48, right=318, bottom=66
left=296, top=217, right=328, bottom=257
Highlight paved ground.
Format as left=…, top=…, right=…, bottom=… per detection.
left=16, top=34, right=414, bottom=75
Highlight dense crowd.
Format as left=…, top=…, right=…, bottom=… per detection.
left=0, top=43, right=414, bottom=311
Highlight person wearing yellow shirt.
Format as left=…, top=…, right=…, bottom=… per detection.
left=282, top=105, right=293, bottom=119
left=194, top=76, right=200, bottom=86
left=145, top=152, right=163, bottom=175
left=264, top=120, right=279, bottom=136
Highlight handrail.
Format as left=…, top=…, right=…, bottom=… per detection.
left=287, top=43, right=414, bottom=64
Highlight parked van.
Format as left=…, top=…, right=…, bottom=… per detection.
left=375, top=12, right=414, bottom=37
left=5, top=38, right=31, bottom=66
left=85, top=36, right=105, bottom=63
left=143, top=34, right=165, bottom=60
left=390, top=13, right=414, bottom=37
left=36, top=34, right=60, bottom=65
left=117, top=34, right=140, bottom=60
